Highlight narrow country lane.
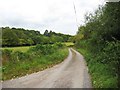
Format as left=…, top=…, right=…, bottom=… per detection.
left=2, top=48, right=92, bottom=88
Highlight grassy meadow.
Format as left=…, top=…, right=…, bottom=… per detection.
left=63, top=42, right=74, bottom=47
left=1, top=42, right=74, bottom=52
left=1, top=46, right=34, bottom=52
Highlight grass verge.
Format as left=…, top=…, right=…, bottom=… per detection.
left=76, top=48, right=117, bottom=88
left=2, top=48, right=68, bottom=80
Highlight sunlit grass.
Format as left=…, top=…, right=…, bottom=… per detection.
left=63, top=42, right=74, bottom=47
left=1, top=42, right=74, bottom=52
left=1, top=46, right=34, bottom=52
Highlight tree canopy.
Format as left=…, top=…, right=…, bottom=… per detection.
left=2, top=27, right=73, bottom=47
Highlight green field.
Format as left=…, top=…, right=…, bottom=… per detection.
left=1, top=42, right=74, bottom=52
left=1, top=46, right=34, bottom=52
left=63, top=42, right=74, bottom=47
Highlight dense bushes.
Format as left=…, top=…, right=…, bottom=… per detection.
left=75, top=2, right=120, bottom=88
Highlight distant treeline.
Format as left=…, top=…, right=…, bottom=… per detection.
left=2, top=27, right=73, bottom=47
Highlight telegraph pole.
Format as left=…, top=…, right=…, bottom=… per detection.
left=73, top=2, right=79, bottom=28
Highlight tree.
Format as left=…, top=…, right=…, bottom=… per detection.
left=44, top=30, right=49, bottom=36
left=2, top=28, right=19, bottom=46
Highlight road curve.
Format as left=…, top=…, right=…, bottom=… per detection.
left=2, top=48, right=92, bottom=88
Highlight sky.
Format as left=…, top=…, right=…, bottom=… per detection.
left=0, top=0, right=105, bottom=35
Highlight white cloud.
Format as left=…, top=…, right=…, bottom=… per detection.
left=0, top=0, right=105, bottom=35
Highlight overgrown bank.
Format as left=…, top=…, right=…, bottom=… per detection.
left=74, top=2, right=120, bottom=88
left=2, top=43, right=69, bottom=80
left=76, top=41, right=119, bottom=88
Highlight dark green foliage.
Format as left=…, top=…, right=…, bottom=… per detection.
left=2, top=28, right=19, bottom=46
left=2, top=27, right=39, bottom=46
left=75, top=2, right=120, bottom=88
